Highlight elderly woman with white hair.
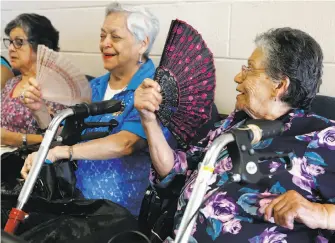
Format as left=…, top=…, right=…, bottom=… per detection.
left=22, top=2, right=176, bottom=216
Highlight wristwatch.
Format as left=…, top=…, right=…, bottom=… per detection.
left=22, top=134, right=27, bottom=147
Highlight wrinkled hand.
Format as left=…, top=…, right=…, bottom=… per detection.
left=134, top=78, right=162, bottom=123
left=264, top=190, right=327, bottom=230
left=21, top=149, right=59, bottom=179
left=21, top=77, right=45, bottom=111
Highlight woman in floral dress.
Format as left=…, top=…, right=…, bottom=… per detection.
left=135, top=27, right=335, bottom=242
left=1, top=14, right=65, bottom=147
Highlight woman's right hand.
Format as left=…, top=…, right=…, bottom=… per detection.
left=134, top=78, right=162, bottom=123
left=21, top=77, right=45, bottom=111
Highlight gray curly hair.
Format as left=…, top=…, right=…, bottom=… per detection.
left=255, top=27, right=323, bottom=109
left=105, top=2, right=159, bottom=58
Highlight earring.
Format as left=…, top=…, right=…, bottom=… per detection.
left=138, top=54, right=143, bottom=65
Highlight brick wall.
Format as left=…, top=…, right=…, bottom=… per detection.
left=2, top=0, right=334, bottom=114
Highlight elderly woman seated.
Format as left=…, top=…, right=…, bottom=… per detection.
left=135, top=27, right=335, bottom=242
left=22, top=3, right=175, bottom=217
left=1, top=14, right=65, bottom=148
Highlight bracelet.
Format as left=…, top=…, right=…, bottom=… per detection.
left=22, top=133, right=27, bottom=147
left=69, top=146, right=74, bottom=161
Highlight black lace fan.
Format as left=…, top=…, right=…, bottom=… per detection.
left=155, top=19, right=216, bottom=148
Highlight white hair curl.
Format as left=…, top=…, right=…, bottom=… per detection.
left=105, top=2, right=159, bottom=57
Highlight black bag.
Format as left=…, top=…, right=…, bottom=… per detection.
left=138, top=175, right=186, bottom=242
left=33, top=159, right=81, bottom=200
left=1, top=157, right=80, bottom=201
left=1, top=146, right=38, bottom=190
left=2, top=147, right=81, bottom=231
left=2, top=197, right=138, bottom=243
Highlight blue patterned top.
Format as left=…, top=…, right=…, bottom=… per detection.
left=75, top=59, right=176, bottom=216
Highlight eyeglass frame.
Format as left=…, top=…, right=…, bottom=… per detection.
left=241, top=65, right=266, bottom=80
left=2, top=37, right=34, bottom=50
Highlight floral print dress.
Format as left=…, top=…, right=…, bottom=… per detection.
left=150, top=109, right=335, bottom=243
left=1, top=76, right=66, bottom=134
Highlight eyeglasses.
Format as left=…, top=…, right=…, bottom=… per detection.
left=3, top=38, right=32, bottom=49
left=241, top=65, right=266, bottom=80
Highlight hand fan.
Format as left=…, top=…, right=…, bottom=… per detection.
left=36, top=45, right=91, bottom=106
left=155, top=19, right=216, bottom=148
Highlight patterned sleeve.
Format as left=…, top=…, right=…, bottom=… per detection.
left=150, top=149, right=189, bottom=188
left=306, top=125, right=335, bottom=203
left=120, top=107, right=147, bottom=139
left=150, top=111, right=238, bottom=188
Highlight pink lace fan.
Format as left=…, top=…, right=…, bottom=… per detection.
left=155, top=19, right=216, bottom=148
left=36, top=45, right=91, bottom=106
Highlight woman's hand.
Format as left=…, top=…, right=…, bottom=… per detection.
left=134, top=78, right=162, bottom=123
left=21, top=77, right=45, bottom=111
left=264, top=190, right=328, bottom=230
left=21, top=149, right=59, bottom=179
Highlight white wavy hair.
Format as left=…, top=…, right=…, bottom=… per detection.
left=105, top=2, right=160, bottom=57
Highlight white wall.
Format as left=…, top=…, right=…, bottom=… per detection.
left=1, top=0, right=335, bottom=114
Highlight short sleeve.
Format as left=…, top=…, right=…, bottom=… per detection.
left=120, top=108, right=147, bottom=139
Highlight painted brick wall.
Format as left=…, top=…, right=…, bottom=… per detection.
left=2, top=0, right=335, bottom=114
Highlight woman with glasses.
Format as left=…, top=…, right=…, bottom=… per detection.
left=135, top=27, right=335, bottom=242
left=1, top=13, right=65, bottom=148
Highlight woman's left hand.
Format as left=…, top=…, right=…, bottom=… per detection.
left=264, top=190, right=327, bottom=230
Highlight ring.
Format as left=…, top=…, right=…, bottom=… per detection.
left=20, top=90, right=26, bottom=101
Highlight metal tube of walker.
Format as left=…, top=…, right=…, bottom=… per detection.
left=16, top=108, right=74, bottom=210
left=175, top=133, right=235, bottom=243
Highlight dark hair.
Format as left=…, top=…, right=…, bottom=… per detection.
left=255, top=27, right=323, bottom=109
left=5, top=13, right=59, bottom=52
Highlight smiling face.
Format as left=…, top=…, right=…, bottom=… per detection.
left=234, top=48, right=281, bottom=119
left=99, top=12, right=143, bottom=72
left=8, top=27, right=36, bottom=73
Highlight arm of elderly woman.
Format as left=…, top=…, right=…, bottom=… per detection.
left=134, top=78, right=175, bottom=178
left=265, top=190, right=335, bottom=230
left=1, top=128, right=42, bottom=147
left=21, top=130, right=146, bottom=179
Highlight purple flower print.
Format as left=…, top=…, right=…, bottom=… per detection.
left=214, top=157, right=233, bottom=174
left=200, top=192, right=238, bottom=223
left=306, top=164, right=325, bottom=176
left=315, top=235, right=329, bottom=243
left=222, top=218, right=242, bottom=234
left=184, top=178, right=195, bottom=200
left=289, top=156, right=324, bottom=193
left=248, top=226, right=287, bottom=243
left=258, top=193, right=277, bottom=216
left=317, top=126, right=335, bottom=150
left=269, top=161, right=281, bottom=173
left=207, top=127, right=223, bottom=141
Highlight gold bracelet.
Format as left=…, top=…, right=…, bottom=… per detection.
left=69, top=146, right=73, bottom=161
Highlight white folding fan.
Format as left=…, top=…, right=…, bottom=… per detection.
left=36, top=45, right=91, bottom=106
